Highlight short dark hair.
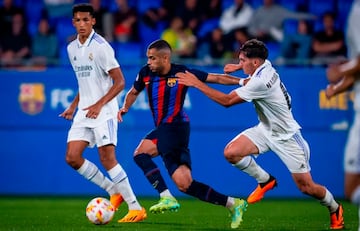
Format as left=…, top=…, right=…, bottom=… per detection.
left=239, top=39, right=268, bottom=60
left=72, top=3, right=94, bottom=17
left=148, top=39, right=172, bottom=52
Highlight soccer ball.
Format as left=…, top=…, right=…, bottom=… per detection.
left=85, top=197, right=115, bottom=225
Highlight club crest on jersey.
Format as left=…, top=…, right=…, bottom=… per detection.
left=18, top=83, right=46, bottom=115
left=89, top=53, right=93, bottom=61
left=167, top=78, right=177, bottom=87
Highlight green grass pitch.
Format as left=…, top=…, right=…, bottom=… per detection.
left=0, top=196, right=357, bottom=231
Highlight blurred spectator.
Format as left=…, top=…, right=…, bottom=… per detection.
left=276, top=20, right=313, bottom=65
left=218, top=0, right=253, bottom=51
left=198, top=0, right=222, bottom=22
left=31, top=17, right=58, bottom=67
left=112, top=0, right=139, bottom=43
left=90, top=0, right=113, bottom=41
left=247, top=0, right=315, bottom=43
left=44, top=0, right=73, bottom=19
left=175, top=0, right=202, bottom=34
left=161, top=16, right=197, bottom=58
left=0, top=12, right=31, bottom=68
left=141, top=0, right=175, bottom=29
left=231, top=27, right=250, bottom=58
left=207, top=27, right=230, bottom=59
left=0, top=0, right=25, bottom=37
left=219, top=0, right=253, bottom=35
left=311, top=11, right=347, bottom=65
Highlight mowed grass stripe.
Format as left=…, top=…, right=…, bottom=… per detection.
left=0, top=197, right=357, bottom=231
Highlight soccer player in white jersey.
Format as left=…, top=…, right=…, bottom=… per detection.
left=59, top=3, right=146, bottom=223
left=325, top=0, right=360, bottom=230
left=177, top=39, right=344, bottom=230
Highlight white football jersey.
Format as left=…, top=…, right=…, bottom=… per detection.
left=67, top=30, right=120, bottom=128
left=347, top=0, right=360, bottom=112
left=235, top=60, right=301, bottom=140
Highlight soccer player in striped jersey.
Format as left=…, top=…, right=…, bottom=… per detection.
left=118, top=39, right=247, bottom=229
left=59, top=3, right=146, bottom=223
left=177, top=39, right=344, bottom=230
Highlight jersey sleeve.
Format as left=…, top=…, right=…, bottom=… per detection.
left=97, top=43, right=120, bottom=73
left=188, top=68, right=208, bottom=82
left=133, top=66, right=147, bottom=92
left=235, top=77, right=268, bottom=102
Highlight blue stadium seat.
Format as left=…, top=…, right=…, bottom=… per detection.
left=308, top=0, right=336, bottom=16
left=114, top=42, right=143, bottom=65
left=196, top=18, right=219, bottom=40
left=283, top=19, right=299, bottom=34
left=137, top=0, right=161, bottom=13
left=337, top=0, right=354, bottom=26
left=56, top=17, right=76, bottom=46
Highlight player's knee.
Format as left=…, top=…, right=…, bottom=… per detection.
left=65, top=152, right=82, bottom=169
left=224, top=147, right=241, bottom=163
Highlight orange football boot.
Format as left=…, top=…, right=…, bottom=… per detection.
left=247, top=175, right=277, bottom=204
left=330, top=204, right=344, bottom=230
left=110, top=193, right=124, bottom=210
left=118, top=207, right=147, bottom=223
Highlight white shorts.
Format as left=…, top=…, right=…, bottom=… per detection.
left=241, top=125, right=311, bottom=173
left=344, top=112, right=360, bottom=173
left=67, top=118, right=118, bottom=148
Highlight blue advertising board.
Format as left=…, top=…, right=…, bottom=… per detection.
left=0, top=65, right=352, bottom=198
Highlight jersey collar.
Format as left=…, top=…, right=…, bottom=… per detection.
left=76, top=29, right=95, bottom=48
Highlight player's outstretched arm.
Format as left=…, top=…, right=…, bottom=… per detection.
left=224, top=63, right=242, bottom=74
left=325, top=75, right=355, bottom=99
left=206, top=73, right=242, bottom=85
left=177, top=71, right=244, bottom=107
left=326, top=56, right=360, bottom=83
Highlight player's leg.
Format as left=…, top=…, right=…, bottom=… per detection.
left=225, top=128, right=277, bottom=204
left=65, top=127, right=117, bottom=197
left=95, top=119, right=146, bottom=222
left=171, top=165, right=247, bottom=229
left=278, top=131, right=343, bottom=229
left=344, top=114, right=360, bottom=230
left=134, top=129, right=178, bottom=213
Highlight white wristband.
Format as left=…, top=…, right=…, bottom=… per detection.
left=239, top=78, right=245, bottom=86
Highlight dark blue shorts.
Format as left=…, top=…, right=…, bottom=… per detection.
left=145, top=122, right=191, bottom=176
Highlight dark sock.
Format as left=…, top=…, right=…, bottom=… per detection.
left=134, top=153, right=168, bottom=194
left=185, top=180, right=227, bottom=206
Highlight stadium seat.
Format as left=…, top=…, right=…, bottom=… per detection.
left=308, top=0, right=336, bottom=16
left=137, top=0, right=161, bottom=13
left=56, top=17, right=76, bottom=46
left=337, top=0, right=353, bottom=26
left=196, top=18, right=219, bottom=40
left=114, top=42, right=143, bottom=65
left=283, top=19, right=299, bottom=34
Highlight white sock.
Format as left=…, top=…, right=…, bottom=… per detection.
left=320, top=188, right=338, bottom=213
left=225, top=197, right=235, bottom=208
left=108, top=164, right=142, bottom=210
left=160, top=189, right=174, bottom=198
left=351, top=185, right=360, bottom=205
left=233, top=156, right=270, bottom=183
left=77, top=159, right=115, bottom=194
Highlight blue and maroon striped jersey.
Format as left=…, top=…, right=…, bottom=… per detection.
left=133, top=63, right=208, bottom=126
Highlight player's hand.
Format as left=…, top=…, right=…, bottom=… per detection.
left=224, top=63, right=241, bottom=74
left=325, top=84, right=336, bottom=99
left=83, top=103, right=102, bottom=119
left=326, top=65, right=343, bottom=83
left=117, top=107, right=128, bottom=122
left=176, top=71, right=200, bottom=87
left=59, top=107, right=75, bottom=120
